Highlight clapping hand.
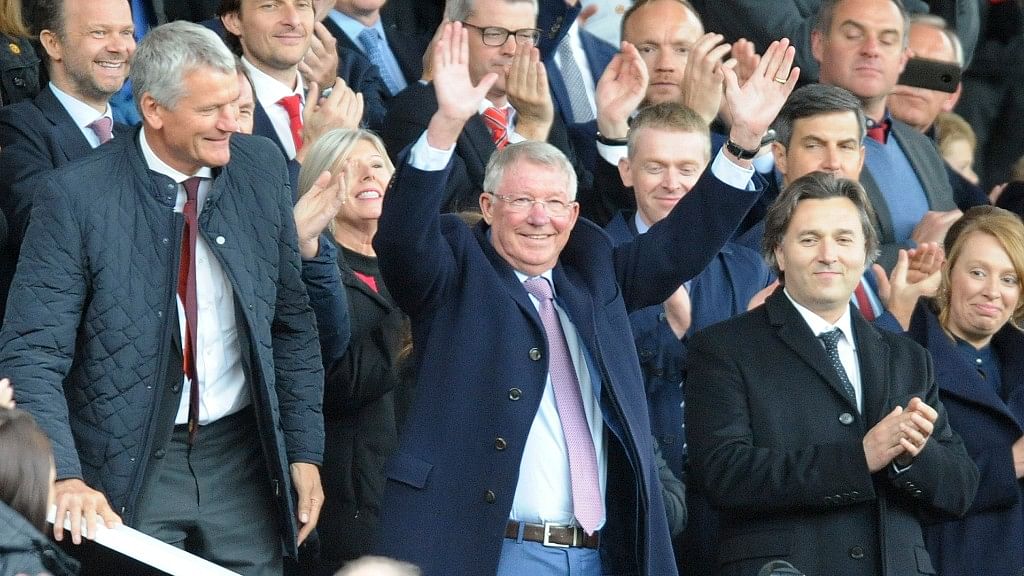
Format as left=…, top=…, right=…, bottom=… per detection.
left=595, top=42, right=648, bottom=140
left=294, top=168, right=348, bottom=259
left=506, top=42, right=555, bottom=141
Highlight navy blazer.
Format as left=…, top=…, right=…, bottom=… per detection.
left=909, top=304, right=1024, bottom=576
left=371, top=146, right=762, bottom=576
left=322, top=15, right=428, bottom=89
left=0, top=86, right=130, bottom=325
left=685, top=290, right=979, bottom=576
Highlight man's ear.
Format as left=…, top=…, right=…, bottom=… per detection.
left=943, top=82, right=962, bottom=112
left=618, top=157, right=633, bottom=188
left=811, top=30, right=825, bottom=65
left=479, top=192, right=495, bottom=224
left=772, top=141, right=788, bottom=177
left=138, top=93, right=164, bottom=129
left=39, top=29, right=63, bottom=63
left=221, top=12, right=243, bottom=37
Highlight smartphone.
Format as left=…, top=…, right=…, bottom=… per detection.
left=898, top=57, right=961, bottom=93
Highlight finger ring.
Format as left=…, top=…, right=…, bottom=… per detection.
left=774, top=76, right=788, bottom=84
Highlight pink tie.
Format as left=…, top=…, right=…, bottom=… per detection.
left=482, top=106, right=510, bottom=149
left=88, top=117, right=113, bottom=144
left=523, top=277, right=603, bottom=534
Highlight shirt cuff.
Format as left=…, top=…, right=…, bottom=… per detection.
left=508, top=129, right=526, bottom=144
left=891, top=460, right=913, bottom=475
left=597, top=141, right=627, bottom=166
left=710, top=148, right=757, bottom=191
left=408, top=130, right=455, bottom=171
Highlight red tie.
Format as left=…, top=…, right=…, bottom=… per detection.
left=482, top=106, right=510, bottom=149
left=179, top=177, right=202, bottom=444
left=866, top=119, right=890, bottom=145
left=854, top=281, right=876, bottom=321
left=277, top=95, right=303, bottom=152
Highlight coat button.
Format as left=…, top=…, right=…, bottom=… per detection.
left=838, top=412, right=855, bottom=425
left=170, top=383, right=181, bottom=393
left=849, top=546, right=865, bottom=559
left=216, top=236, right=226, bottom=245
left=529, top=347, right=542, bottom=361
left=494, top=437, right=507, bottom=451
left=508, top=388, right=522, bottom=401
left=484, top=490, right=496, bottom=503
left=153, top=449, right=166, bottom=459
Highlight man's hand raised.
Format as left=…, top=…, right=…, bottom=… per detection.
left=595, top=42, right=648, bottom=140
left=427, top=22, right=498, bottom=150
left=506, top=42, right=554, bottom=141
left=723, top=38, right=800, bottom=164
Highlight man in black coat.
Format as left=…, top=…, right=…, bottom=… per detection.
left=685, top=172, right=978, bottom=575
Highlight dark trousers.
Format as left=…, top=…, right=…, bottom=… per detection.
left=132, top=408, right=283, bottom=576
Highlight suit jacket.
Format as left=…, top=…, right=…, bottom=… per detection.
left=860, top=118, right=958, bottom=270
left=0, top=86, right=130, bottom=325
left=371, top=146, right=763, bottom=576
left=547, top=28, right=617, bottom=175
left=684, top=290, right=978, bottom=576
left=909, top=303, right=1024, bottom=576
left=322, top=16, right=428, bottom=88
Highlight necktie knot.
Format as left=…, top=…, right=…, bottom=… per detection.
left=818, top=328, right=843, bottom=349
left=182, top=177, right=203, bottom=204
left=524, top=276, right=553, bottom=302
left=866, top=119, right=890, bottom=144
left=88, top=117, right=114, bottom=145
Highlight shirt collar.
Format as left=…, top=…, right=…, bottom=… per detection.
left=241, top=56, right=304, bottom=111
left=783, top=288, right=856, bottom=349
left=328, top=9, right=385, bottom=44
left=49, top=81, right=113, bottom=130
left=478, top=98, right=512, bottom=116
left=139, top=128, right=214, bottom=183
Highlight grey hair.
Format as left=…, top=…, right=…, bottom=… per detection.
left=814, top=0, right=910, bottom=49
left=483, top=140, right=578, bottom=201
left=909, top=13, right=964, bottom=67
left=773, top=84, right=866, bottom=149
left=762, top=172, right=880, bottom=282
left=132, top=21, right=237, bottom=109
left=444, top=0, right=538, bottom=23
left=297, top=128, right=394, bottom=232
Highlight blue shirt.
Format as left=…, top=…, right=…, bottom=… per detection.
left=327, top=10, right=408, bottom=95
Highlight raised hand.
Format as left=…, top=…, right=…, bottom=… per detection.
left=297, top=78, right=364, bottom=163
left=299, top=22, right=340, bottom=92
left=723, top=38, right=800, bottom=156
left=505, top=42, right=554, bottom=141
left=427, top=22, right=498, bottom=149
left=595, top=41, right=648, bottom=139
left=294, top=168, right=348, bottom=258
left=681, top=32, right=731, bottom=125
left=872, top=243, right=943, bottom=330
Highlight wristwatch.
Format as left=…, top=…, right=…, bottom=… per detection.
left=596, top=130, right=628, bottom=146
left=725, top=138, right=759, bottom=160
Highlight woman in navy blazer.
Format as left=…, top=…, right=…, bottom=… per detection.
left=910, top=206, right=1024, bottom=576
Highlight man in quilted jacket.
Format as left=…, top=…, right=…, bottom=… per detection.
left=0, top=21, right=328, bottom=575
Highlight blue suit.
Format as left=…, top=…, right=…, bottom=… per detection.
left=547, top=28, right=617, bottom=174
left=909, top=304, right=1024, bottom=576
left=371, top=148, right=761, bottom=576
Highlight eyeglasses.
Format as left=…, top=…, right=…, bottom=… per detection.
left=491, top=193, right=576, bottom=217
left=461, top=22, right=542, bottom=47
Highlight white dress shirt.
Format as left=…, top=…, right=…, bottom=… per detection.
left=49, top=82, right=115, bottom=149
left=242, top=57, right=305, bottom=160
left=784, top=289, right=863, bottom=413
left=139, top=129, right=250, bottom=425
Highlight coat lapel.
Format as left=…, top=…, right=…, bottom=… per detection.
left=36, top=88, right=94, bottom=163
left=850, top=311, right=891, bottom=425
left=767, top=291, right=860, bottom=412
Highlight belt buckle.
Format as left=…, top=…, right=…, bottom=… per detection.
left=542, top=522, right=575, bottom=548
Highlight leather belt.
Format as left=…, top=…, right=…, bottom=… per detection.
left=505, top=520, right=600, bottom=549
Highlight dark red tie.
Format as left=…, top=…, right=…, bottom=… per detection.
left=482, top=106, right=510, bottom=149
left=179, top=177, right=202, bottom=444
left=277, top=95, right=303, bottom=152
left=866, top=119, right=890, bottom=145
left=854, top=281, right=876, bottom=321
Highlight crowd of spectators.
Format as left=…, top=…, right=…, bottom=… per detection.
left=1, top=0, right=1023, bottom=575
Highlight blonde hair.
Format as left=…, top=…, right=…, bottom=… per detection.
left=0, top=0, right=28, bottom=37
left=297, top=128, right=395, bottom=231
left=937, top=205, right=1024, bottom=330
left=934, top=111, right=976, bottom=158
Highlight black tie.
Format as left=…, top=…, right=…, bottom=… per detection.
left=818, top=329, right=857, bottom=406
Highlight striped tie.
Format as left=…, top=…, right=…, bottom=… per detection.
left=482, top=106, right=510, bottom=149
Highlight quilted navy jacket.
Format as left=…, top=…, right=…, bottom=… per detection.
left=0, top=129, right=324, bottom=556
